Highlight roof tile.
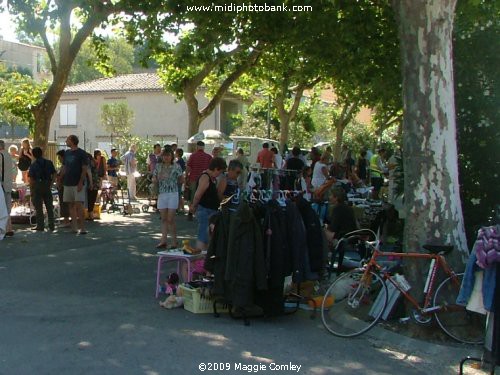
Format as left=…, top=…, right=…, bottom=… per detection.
left=64, top=73, right=164, bottom=94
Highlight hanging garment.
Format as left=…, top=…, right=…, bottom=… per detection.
left=295, top=195, right=328, bottom=275
left=224, top=202, right=268, bottom=309
left=492, top=263, right=500, bottom=364
left=205, top=206, right=232, bottom=298
left=475, top=226, right=500, bottom=269
left=466, top=271, right=488, bottom=315
left=262, top=200, right=291, bottom=287
left=246, top=171, right=261, bottom=191
left=457, top=240, right=497, bottom=311
left=285, top=200, right=311, bottom=283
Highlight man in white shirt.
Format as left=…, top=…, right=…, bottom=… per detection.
left=0, top=140, right=14, bottom=236
left=122, top=144, right=138, bottom=199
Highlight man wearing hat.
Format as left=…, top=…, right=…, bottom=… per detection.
left=186, top=141, right=212, bottom=220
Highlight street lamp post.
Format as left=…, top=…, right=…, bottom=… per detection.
left=266, top=94, right=271, bottom=139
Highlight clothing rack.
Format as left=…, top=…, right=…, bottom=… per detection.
left=241, top=189, right=304, bottom=204
left=206, top=193, right=326, bottom=326
left=459, top=224, right=500, bottom=374
left=247, top=167, right=303, bottom=190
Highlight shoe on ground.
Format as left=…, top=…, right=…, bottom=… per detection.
left=182, top=241, right=201, bottom=255
left=32, top=227, right=44, bottom=232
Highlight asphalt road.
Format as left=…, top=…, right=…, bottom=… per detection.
left=0, top=206, right=482, bottom=375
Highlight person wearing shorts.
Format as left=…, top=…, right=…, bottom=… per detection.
left=61, top=135, right=88, bottom=234
left=152, top=147, right=184, bottom=249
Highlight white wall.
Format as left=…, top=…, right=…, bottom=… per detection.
left=49, top=90, right=221, bottom=152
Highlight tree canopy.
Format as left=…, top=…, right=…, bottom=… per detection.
left=69, top=37, right=135, bottom=84
left=0, top=65, right=48, bottom=133
left=5, top=0, right=163, bottom=148
left=454, top=0, right=500, bottom=243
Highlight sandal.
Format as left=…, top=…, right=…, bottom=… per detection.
left=5, top=231, right=14, bottom=237
left=156, top=243, right=167, bottom=249
left=168, top=243, right=179, bottom=250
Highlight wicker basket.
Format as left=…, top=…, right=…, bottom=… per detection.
left=179, top=285, right=229, bottom=314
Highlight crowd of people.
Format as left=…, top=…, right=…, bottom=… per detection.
left=1, top=136, right=399, bottom=252
left=0, top=135, right=135, bottom=237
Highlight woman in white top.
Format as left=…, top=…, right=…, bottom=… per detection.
left=271, top=147, right=283, bottom=169
left=311, top=154, right=330, bottom=189
left=271, top=147, right=283, bottom=191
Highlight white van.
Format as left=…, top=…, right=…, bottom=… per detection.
left=227, top=136, right=280, bottom=165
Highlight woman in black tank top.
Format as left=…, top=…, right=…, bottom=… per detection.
left=189, top=157, right=227, bottom=250
left=198, top=172, right=219, bottom=210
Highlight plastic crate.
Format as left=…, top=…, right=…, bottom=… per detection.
left=179, top=285, right=229, bottom=314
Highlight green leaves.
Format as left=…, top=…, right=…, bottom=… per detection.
left=0, top=66, right=48, bottom=134
left=100, top=102, right=135, bottom=138
left=454, top=0, right=500, bottom=242
left=68, top=37, right=134, bottom=84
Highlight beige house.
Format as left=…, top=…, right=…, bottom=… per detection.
left=48, top=73, right=245, bottom=153
left=0, top=37, right=49, bottom=82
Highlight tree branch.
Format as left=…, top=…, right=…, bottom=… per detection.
left=38, top=13, right=57, bottom=76
left=185, top=59, right=220, bottom=93
left=383, top=113, right=403, bottom=128
left=199, top=48, right=262, bottom=121
left=288, top=83, right=306, bottom=122
left=345, top=101, right=360, bottom=122
left=70, top=9, right=112, bottom=60
left=185, top=45, right=246, bottom=93
left=58, top=6, right=72, bottom=65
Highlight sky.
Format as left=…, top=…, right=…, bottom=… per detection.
left=0, top=10, right=18, bottom=42
left=0, top=8, right=179, bottom=45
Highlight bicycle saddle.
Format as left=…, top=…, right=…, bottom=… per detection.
left=423, top=244, right=454, bottom=255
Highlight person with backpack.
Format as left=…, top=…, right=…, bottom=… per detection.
left=28, top=147, right=56, bottom=232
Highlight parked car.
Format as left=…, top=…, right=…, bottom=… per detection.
left=226, top=136, right=279, bottom=165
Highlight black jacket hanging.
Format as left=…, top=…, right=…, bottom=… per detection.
left=295, top=195, right=327, bottom=275
left=285, top=201, right=310, bottom=283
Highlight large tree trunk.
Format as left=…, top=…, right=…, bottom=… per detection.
left=392, top=0, right=467, bottom=278
left=333, top=122, right=346, bottom=162
left=332, top=101, right=359, bottom=162
left=182, top=47, right=262, bottom=151
left=185, top=92, right=202, bottom=137
left=278, top=112, right=291, bottom=152
left=28, top=5, right=108, bottom=149
left=32, top=77, right=68, bottom=148
left=33, top=108, right=53, bottom=149
left=185, top=91, right=203, bottom=152
left=275, top=84, right=306, bottom=151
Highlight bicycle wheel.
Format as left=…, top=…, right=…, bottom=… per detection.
left=434, top=273, right=485, bottom=344
left=321, top=269, right=388, bottom=337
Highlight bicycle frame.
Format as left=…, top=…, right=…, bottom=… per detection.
left=365, top=248, right=460, bottom=315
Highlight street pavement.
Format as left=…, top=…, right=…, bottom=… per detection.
left=0, top=203, right=484, bottom=375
